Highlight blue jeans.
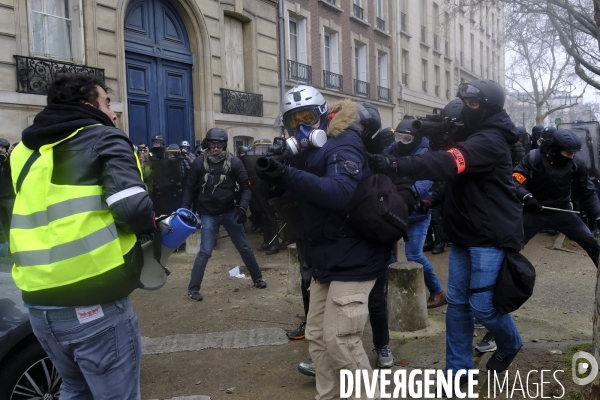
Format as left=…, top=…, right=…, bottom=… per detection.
left=405, top=214, right=443, bottom=295
left=188, top=209, right=263, bottom=293
left=28, top=297, right=141, bottom=400
left=446, top=245, right=523, bottom=372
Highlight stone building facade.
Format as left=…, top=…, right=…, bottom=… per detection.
left=282, top=0, right=396, bottom=129
left=0, top=0, right=280, bottom=152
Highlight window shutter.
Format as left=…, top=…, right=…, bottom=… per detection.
left=298, top=19, right=307, bottom=64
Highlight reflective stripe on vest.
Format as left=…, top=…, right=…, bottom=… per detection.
left=11, top=125, right=139, bottom=292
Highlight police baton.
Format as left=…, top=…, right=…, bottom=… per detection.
left=541, top=206, right=580, bottom=214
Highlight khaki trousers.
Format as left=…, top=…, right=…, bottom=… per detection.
left=306, top=279, right=379, bottom=400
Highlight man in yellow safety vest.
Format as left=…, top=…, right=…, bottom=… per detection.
left=11, top=73, right=155, bottom=399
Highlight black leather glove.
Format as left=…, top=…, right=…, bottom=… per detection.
left=234, top=206, right=247, bottom=224
left=255, top=158, right=287, bottom=182
left=522, top=194, right=542, bottom=212
left=368, top=154, right=399, bottom=174
left=418, top=199, right=432, bottom=214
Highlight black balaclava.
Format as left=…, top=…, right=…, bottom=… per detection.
left=392, top=136, right=422, bottom=157
left=550, top=140, right=573, bottom=167
left=461, top=105, right=489, bottom=130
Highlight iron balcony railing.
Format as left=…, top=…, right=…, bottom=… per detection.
left=400, top=12, right=407, bottom=32
left=220, top=88, right=263, bottom=117
left=353, top=4, right=364, bottom=20
left=354, top=79, right=369, bottom=97
left=402, top=73, right=408, bottom=85
left=378, top=86, right=390, bottom=101
left=422, top=81, right=427, bottom=92
left=421, top=26, right=427, bottom=44
left=14, top=55, right=105, bottom=95
left=287, top=60, right=312, bottom=84
left=434, top=34, right=439, bottom=50
left=323, top=70, right=343, bottom=90
left=377, top=18, right=385, bottom=31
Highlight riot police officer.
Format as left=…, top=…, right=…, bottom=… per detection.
left=150, top=135, right=165, bottom=159
left=513, top=129, right=600, bottom=266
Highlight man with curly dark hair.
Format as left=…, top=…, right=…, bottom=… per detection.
left=11, top=73, right=154, bottom=399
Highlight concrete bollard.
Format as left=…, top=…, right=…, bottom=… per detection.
left=185, top=230, right=200, bottom=254
left=388, top=261, right=429, bottom=332
left=286, top=243, right=302, bottom=295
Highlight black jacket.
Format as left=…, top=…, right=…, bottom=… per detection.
left=182, top=154, right=251, bottom=215
left=393, top=110, right=524, bottom=250
left=283, top=100, right=385, bottom=283
left=0, top=154, right=14, bottom=199
left=18, top=103, right=154, bottom=306
left=513, top=148, right=600, bottom=218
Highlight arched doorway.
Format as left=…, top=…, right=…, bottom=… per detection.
left=124, top=0, right=194, bottom=146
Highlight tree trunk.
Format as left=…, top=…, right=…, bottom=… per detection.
left=535, top=105, right=544, bottom=126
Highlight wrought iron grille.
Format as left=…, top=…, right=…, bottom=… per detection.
left=377, top=18, right=385, bottom=31
left=14, top=55, right=105, bottom=95
left=400, top=13, right=407, bottom=32
left=378, top=86, right=390, bottom=101
left=220, top=88, right=263, bottom=117
left=323, top=70, right=343, bottom=90
left=353, top=4, right=363, bottom=19
left=288, top=60, right=312, bottom=84
left=354, top=79, right=369, bottom=97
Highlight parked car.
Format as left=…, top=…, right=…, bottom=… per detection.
left=0, top=264, right=61, bottom=399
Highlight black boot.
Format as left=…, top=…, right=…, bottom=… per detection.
left=423, top=240, right=434, bottom=252
left=265, top=242, right=280, bottom=255
left=431, top=242, right=445, bottom=254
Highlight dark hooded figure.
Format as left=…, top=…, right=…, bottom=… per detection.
left=369, top=79, right=524, bottom=388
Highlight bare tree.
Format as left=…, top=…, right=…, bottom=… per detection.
left=504, top=5, right=586, bottom=125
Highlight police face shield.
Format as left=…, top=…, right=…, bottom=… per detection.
left=457, top=83, right=482, bottom=100
left=557, top=121, right=600, bottom=171
left=282, top=108, right=321, bottom=133
left=250, top=144, right=271, bottom=155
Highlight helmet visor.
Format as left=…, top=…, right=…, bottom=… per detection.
left=395, top=132, right=415, bottom=144
left=457, top=83, right=482, bottom=99
left=283, top=108, right=320, bottom=132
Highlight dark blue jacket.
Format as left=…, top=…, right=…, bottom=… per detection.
left=284, top=124, right=385, bottom=283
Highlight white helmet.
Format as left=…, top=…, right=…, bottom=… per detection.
left=281, top=85, right=328, bottom=138
left=180, top=140, right=190, bottom=147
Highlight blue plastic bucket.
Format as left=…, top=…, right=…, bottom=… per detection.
left=162, top=208, right=199, bottom=249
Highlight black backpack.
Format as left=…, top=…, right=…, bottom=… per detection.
left=344, top=173, right=410, bottom=244
left=469, top=250, right=536, bottom=315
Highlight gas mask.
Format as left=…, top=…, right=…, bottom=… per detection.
left=461, top=105, right=488, bottom=129
left=286, top=129, right=327, bottom=155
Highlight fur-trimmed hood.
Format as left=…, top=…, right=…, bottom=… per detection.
left=327, top=99, right=359, bottom=138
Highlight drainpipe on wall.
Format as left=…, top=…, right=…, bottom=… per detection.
left=278, top=0, right=286, bottom=106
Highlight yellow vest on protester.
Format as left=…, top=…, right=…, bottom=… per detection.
left=11, top=126, right=138, bottom=292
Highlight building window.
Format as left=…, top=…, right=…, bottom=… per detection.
left=420, top=0, right=427, bottom=43
left=378, top=52, right=390, bottom=101
left=288, top=17, right=307, bottom=64
left=421, top=59, right=428, bottom=92
left=224, top=16, right=245, bottom=90
left=492, top=50, right=496, bottom=80
left=434, top=65, right=440, bottom=96
left=459, top=25, right=464, bottom=66
left=323, top=30, right=339, bottom=74
left=486, top=46, right=490, bottom=78
left=470, top=34, right=475, bottom=71
left=480, top=41, right=484, bottom=76
left=491, top=12, right=495, bottom=39
left=31, top=0, right=76, bottom=60
left=353, top=0, right=364, bottom=20
left=445, top=70, right=451, bottom=99
left=376, top=0, right=385, bottom=31
left=433, top=3, right=439, bottom=50
left=400, top=0, right=407, bottom=32
left=402, top=50, right=409, bottom=86
left=354, top=42, right=367, bottom=82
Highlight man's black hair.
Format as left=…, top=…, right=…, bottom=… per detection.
left=46, top=73, right=109, bottom=107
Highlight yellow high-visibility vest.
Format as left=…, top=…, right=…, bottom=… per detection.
left=11, top=125, right=139, bottom=292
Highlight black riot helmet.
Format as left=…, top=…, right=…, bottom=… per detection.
left=443, top=99, right=464, bottom=122
left=0, top=138, right=9, bottom=148
left=202, top=127, right=228, bottom=149
left=516, top=126, right=527, bottom=134
left=542, top=126, right=557, bottom=141
left=457, top=79, right=505, bottom=129
left=357, top=102, right=382, bottom=153
left=392, top=118, right=422, bottom=156
left=237, top=146, right=249, bottom=157
left=552, top=129, right=582, bottom=152
left=531, top=125, right=544, bottom=134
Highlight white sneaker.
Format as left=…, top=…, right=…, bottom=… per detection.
left=374, top=345, right=395, bottom=368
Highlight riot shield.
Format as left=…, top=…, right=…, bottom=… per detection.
left=242, top=154, right=303, bottom=242
left=557, top=121, right=600, bottom=172
left=146, top=158, right=189, bottom=216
